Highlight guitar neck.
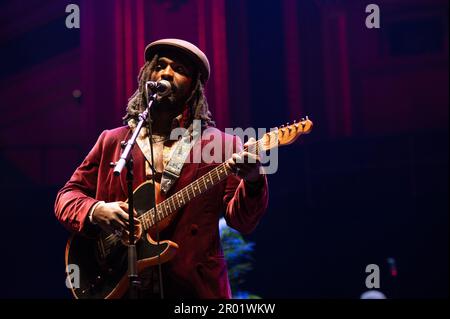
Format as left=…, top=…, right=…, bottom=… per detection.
left=139, top=162, right=232, bottom=231
left=137, top=117, right=313, bottom=231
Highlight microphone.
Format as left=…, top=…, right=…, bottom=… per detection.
left=146, top=80, right=172, bottom=97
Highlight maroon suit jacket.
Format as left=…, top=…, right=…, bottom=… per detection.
left=55, top=126, right=268, bottom=298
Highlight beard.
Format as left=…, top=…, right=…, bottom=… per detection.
left=152, top=91, right=185, bottom=115
left=152, top=82, right=191, bottom=114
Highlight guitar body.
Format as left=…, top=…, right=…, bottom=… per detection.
left=65, top=181, right=178, bottom=299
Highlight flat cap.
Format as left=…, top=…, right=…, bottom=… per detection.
left=144, top=38, right=210, bottom=84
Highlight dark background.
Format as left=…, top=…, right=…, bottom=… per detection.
left=0, top=0, right=447, bottom=298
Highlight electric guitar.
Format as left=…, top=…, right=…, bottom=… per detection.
left=65, top=118, right=313, bottom=298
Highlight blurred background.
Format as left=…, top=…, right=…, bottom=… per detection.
left=0, top=0, right=447, bottom=298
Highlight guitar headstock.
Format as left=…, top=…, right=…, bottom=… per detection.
left=260, top=117, right=313, bottom=150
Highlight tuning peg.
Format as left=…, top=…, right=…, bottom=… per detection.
left=286, top=122, right=293, bottom=131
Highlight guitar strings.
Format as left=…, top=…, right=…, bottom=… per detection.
left=100, top=133, right=280, bottom=250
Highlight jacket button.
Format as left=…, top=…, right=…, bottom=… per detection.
left=190, top=224, right=199, bottom=235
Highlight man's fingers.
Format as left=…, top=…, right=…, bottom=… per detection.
left=243, top=152, right=260, bottom=164
left=116, top=210, right=140, bottom=226
left=118, top=201, right=129, bottom=213
left=113, top=210, right=137, bottom=231
left=116, top=209, right=129, bottom=221
left=232, top=153, right=243, bottom=163
left=116, top=204, right=136, bottom=219
left=243, top=137, right=256, bottom=147
left=244, top=137, right=257, bottom=154
left=235, top=152, right=260, bottom=164
left=112, top=217, right=127, bottom=230
left=227, top=151, right=261, bottom=175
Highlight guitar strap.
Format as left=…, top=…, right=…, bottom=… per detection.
left=160, top=121, right=200, bottom=194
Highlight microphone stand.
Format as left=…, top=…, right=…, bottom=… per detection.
left=113, top=92, right=157, bottom=299
left=146, top=98, right=164, bottom=300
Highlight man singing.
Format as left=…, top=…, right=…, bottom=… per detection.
left=55, top=38, right=269, bottom=298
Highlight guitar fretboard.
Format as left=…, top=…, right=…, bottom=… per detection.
left=139, top=162, right=232, bottom=231
left=137, top=128, right=282, bottom=231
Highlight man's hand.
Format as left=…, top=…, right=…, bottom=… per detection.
left=92, top=201, right=140, bottom=236
left=226, top=137, right=264, bottom=183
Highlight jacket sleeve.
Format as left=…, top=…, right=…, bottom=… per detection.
left=54, top=130, right=107, bottom=234
left=222, top=136, right=269, bottom=234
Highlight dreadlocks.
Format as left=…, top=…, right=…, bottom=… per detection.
left=123, top=54, right=215, bottom=128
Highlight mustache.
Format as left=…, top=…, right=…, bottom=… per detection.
left=170, top=83, right=178, bottom=94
